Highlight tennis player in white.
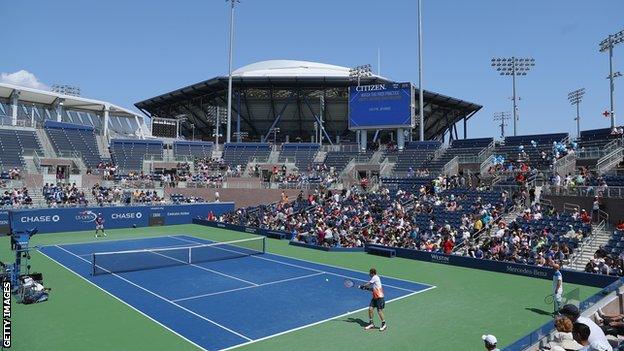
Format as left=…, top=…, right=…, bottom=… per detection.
left=552, top=263, right=563, bottom=314
left=360, top=268, right=387, bottom=331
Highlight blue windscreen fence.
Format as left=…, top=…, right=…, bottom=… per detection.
left=9, top=203, right=234, bottom=234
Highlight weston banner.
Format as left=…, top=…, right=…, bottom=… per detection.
left=348, top=82, right=415, bottom=130
left=9, top=203, right=234, bottom=234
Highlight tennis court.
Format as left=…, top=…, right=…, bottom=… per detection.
left=38, top=234, right=435, bottom=351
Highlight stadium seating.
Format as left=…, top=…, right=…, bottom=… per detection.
left=110, top=139, right=163, bottom=172
left=222, top=143, right=271, bottom=168
left=324, top=151, right=373, bottom=172
left=278, top=143, right=319, bottom=170
left=578, top=128, right=623, bottom=150
left=495, top=133, right=569, bottom=170
left=0, top=128, right=43, bottom=170
left=173, top=140, right=214, bottom=159
left=391, top=141, right=442, bottom=174
left=44, top=120, right=103, bottom=169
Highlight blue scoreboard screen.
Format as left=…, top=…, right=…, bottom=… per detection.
left=348, top=82, right=414, bottom=130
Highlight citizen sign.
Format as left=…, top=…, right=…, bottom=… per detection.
left=21, top=215, right=60, bottom=223
left=355, top=84, right=387, bottom=92
left=111, top=212, right=143, bottom=220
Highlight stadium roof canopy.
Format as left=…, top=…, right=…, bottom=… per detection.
left=135, top=60, right=482, bottom=142
left=0, top=82, right=140, bottom=117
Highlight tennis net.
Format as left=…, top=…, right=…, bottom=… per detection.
left=91, top=237, right=266, bottom=275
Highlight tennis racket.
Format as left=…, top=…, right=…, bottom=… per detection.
left=544, top=294, right=555, bottom=304
left=344, top=279, right=370, bottom=290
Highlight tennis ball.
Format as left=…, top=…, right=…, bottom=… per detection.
left=325, top=278, right=329, bottom=282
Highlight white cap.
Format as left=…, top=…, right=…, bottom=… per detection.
left=482, top=334, right=497, bottom=345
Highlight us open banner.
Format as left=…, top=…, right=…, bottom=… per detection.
left=9, top=202, right=234, bottom=234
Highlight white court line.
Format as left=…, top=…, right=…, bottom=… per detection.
left=148, top=250, right=259, bottom=286
left=173, top=272, right=324, bottom=302
left=36, top=248, right=211, bottom=351
left=220, top=285, right=438, bottom=351
left=171, top=236, right=420, bottom=293
left=54, top=245, right=253, bottom=342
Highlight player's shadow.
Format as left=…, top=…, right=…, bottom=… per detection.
left=525, top=307, right=554, bottom=316
left=339, top=317, right=370, bottom=327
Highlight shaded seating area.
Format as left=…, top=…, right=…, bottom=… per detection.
left=278, top=143, right=319, bottom=170
left=222, top=143, right=271, bottom=169
left=578, top=127, right=623, bottom=150
left=110, top=139, right=163, bottom=172
left=0, top=128, right=42, bottom=169
left=173, top=141, right=214, bottom=159
left=44, top=120, right=103, bottom=169
left=392, top=141, right=442, bottom=174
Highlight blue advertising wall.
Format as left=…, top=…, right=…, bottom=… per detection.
left=366, top=244, right=618, bottom=288
left=9, top=202, right=234, bottom=234
left=348, top=82, right=414, bottom=130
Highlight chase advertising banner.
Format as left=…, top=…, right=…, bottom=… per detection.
left=9, top=202, right=234, bottom=234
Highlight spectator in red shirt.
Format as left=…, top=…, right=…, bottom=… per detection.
left=443, top=237, right=455, bottom=254
left=616, top=220, right=624, bottom=231
left=580, top=210, right=591, bottom=224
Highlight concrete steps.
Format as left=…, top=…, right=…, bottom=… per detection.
left=567, top=226, right=613, bottom=271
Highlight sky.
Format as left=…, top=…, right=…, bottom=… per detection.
left=1, top=0, right=623, bottom=139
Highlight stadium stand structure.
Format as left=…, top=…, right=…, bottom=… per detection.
left=0, top=128, right=42, bottom=170
left=278, top=143, right=320, bottom=170
left=391, top=141, right=441, bottom=174
left=173, top=140, right=214, bottom=159
left=44, top=120, right=103, bottom=168
left=110, top=139, right=163, bottom=173
left=495, top=132, right=569, bottom=170
left=324, top=151, right=373, bottom=172
left=222, top=143, right=271, bottom=168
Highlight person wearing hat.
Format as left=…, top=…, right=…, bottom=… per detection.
left=560, top=305, right=612, bottom=351
left=482, top=334, right=499, bottom=351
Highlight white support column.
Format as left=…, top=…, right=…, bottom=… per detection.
left=360, top=130, right=368, bottom=152
left=397, top=128, right=405, bottom=151
left=103, top=105, right=110, bottom=138
left=51, top=98, right=65, bottom=122
left=134, top=115, right=144, bottom=139
left=9, top=90, right=20, bottom=126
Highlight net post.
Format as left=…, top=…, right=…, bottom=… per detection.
left=91, top=253, right=95, bottom=276
left=188, top=247, right=192, bottom=264
left=263, top=236, right=266, bottom=254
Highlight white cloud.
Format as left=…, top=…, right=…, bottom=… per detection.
left=0, top=70, right=49, bottom=90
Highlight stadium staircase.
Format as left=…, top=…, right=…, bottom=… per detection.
left=567, top=223, right=612, bottom=271
left=34, top=128, right=56, bottom=157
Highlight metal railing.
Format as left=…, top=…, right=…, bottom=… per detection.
left=597, top=147, right=623, bottom=175
left=542, top=184, right=624, bottom=199
left=480, top=154, right=496, bottom=175
left=553, top=152, right=576, bottom=176
left=0, top=117, right=37, bottom=129
left=442, top=156, right=459, bottom=176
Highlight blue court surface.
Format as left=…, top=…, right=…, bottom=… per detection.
left=39, top=235, right=435, bottom=350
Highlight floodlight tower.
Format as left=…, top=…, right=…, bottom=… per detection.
left=567, top=88, right=586, bottom=139
left=493, top=111, right=511, bottom=139
left=490, top=57, right=536, bottom=136
left=349, top=64, right=373, bottom=86
left=226, top=0, right=240, bottom=144
left=599, top=29, right=624, bottom=129
left=417, top=0, right=424, bottom=141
